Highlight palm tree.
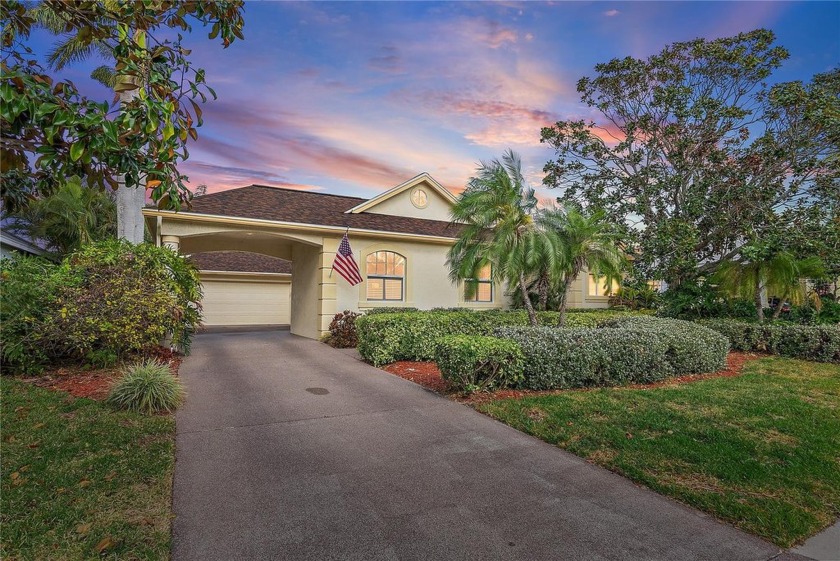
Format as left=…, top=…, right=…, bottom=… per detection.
left=447, top=150, right=563, bottom=326
left=8, top=176, right=116, bottom=256
left=31, top=2, right=146, bottom=243
left=714, top=250, right=825, bottom=322
left=547, top=207, right=625, bottom=325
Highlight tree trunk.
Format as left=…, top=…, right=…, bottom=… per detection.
left=537, top=271, right=549, bottom=311
left=519, top=272, right=538, bottom=326
left=771, top=289, right=786, bottom=320
left=557, top=277, right=572, bottom=326
left=754, top=274, right=765, bottom=323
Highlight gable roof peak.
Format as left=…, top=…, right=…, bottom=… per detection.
left=345, top=172, right=457, bottom=214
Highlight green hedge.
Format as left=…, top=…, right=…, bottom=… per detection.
left=495, top=318, right=728, bottom=390
left=697, top=319, right=840, bottom=363
left=599, top=316, right=729, bottom=375
left=356, top=309, right=642, bottom=366
left=434, top=335, right=524, bottom=392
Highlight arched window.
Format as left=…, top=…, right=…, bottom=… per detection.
left=464, top=264, right=493, bottom=302
left=366, top=251, right=405, bottom=301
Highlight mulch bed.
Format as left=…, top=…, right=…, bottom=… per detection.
left=21, top=347, right=183, bottom=401
left=380, top=351, right=766, bottom=405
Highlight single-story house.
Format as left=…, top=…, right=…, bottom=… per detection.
left=143, top=173, right=612, bottom=339
left=0, top=231, right=47, bottom=260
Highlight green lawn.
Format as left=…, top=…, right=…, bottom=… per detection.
left=476, top=357, right=840, bottom=548
left=1, top=378, right=175, bottom=560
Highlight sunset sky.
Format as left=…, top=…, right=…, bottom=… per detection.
left=32, top=1, right=840, bottom=200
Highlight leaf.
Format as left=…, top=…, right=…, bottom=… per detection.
left=79, top=479, right=91, bottom=488
left=95, top=536, right=116, bottom=553
left=146, top=179, right=162, bottom=189
left=76, top=523, right=91, bottom=535
left=70, top=142, right=84, bottom=162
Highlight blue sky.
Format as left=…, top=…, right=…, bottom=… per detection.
left=32, top=1, right=840, bottom=200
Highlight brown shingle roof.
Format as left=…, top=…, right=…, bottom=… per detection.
left=186, top=185, right=461, bottom=238
left=190, top=251, right=291, bottom=274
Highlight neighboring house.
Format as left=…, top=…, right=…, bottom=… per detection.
left=0, top=230, right=46, bottom=260
left=143, top=173, right=610, bottom=339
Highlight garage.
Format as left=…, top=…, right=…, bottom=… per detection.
left=189, top=252, right=292, bottom=327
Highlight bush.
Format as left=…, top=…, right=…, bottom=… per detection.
left=355, top=309, right=643, bottom=365
left=0, top=256, right=61, bottom=373
left=107, top=360, right=185, bottom=414
left=434, top=335, right=524, bottom=393
left=600, top=316, right=729, bottom=375
left=495, top=326, right=673, bottom=390
left=698, top=319, right=840, bottom=363
left=327, top=310, right=361, bottom=348
left=364, top=306, right=419, bottom=315
left=0, top=240, right=202, bottom=374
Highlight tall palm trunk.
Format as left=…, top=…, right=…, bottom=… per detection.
left=556, top=277, right=572, bottom=326
left=519, top=272, right=538, bottom=326
left=754, top=273, right=765, bottom=323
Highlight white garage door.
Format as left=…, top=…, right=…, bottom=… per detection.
left=200, top=277, right=291, bottom=326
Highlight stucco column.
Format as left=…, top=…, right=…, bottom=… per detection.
left=161, top=235, right=180, bottom=253
left=318, top=237, right=340, bottom=336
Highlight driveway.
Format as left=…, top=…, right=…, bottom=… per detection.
left=173, top=330, right=805, bottom=561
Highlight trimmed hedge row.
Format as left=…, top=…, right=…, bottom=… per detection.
left=356, top=309, right=642, bottom=366
left=435, top=335, right=524, bottom=392
left=496, top=318, right=728, bottom=390
left=697, top=319, right=840, bottom=363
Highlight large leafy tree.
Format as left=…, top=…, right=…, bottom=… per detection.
left=541, top=29, right=839, bottom=286
left=1, top=0, right=245, bottom=242
left=447, top=150, right=563, bottom=326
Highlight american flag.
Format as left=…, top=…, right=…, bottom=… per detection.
left=332, top=233, right=363, bottom=286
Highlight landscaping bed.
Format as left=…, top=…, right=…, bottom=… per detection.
left=473, top=357, right=840, bottom=548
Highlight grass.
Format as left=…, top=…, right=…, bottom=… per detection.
left=475, top=357, right=840, bottom=548
left=1, top=378, right=175, bottom=560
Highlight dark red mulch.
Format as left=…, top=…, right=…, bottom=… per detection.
left=21, top=346, right=183, bottom=401
left=381, top=361, right=452, bottom=393
left=380, top=351, right=766, bottom=406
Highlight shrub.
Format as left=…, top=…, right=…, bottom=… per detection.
left=698, top=319, right=840, bottom=363
left=0, top=240, right=202, bottom=374
left=364, top=306, right=419, bottom=315
left=0, top=256, right=61, bottom=373
left=107, top=360, right=185, bottom=414
left=327, top=310, right=361, bottom=348
left=434, top=335, right=524, bottom=393
left=495, top=326, right=673, bottom=390
left=355, top=309, right=644, bottom=365
left=600, top=316, right=729, bottom=375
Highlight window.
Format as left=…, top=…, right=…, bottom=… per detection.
left=366, top=251, right=405, bottom=301
left=464, top=264, right=493, bottom=303
left=588, top=274, right=619, bottom=297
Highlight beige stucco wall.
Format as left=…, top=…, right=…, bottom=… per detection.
left=362, top=181, right=454, bottom=222
left=565, top=270, right=610, bottom=309
left=322, top=235, right=511, bottom=316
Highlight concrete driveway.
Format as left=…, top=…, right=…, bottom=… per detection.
left=173, top=330, right=805, bottom=561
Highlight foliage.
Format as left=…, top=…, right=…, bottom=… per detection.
left=0, top=255, right=61, bottom=373
left=1, top=0, right=245, bottom=214
left=434, top=335, right=524, bottom=393
left=0, top=241, right=202, bottom=374
left=599, top=316, right=729, bottom=375
left=476, top=358, right=840, bottom=547
left=608, top=281, right=660, bottom=311
left=4, top=175, right=115, bottom=256
left=658, top=280, right=730, bottom=319
left=108, top=360, right=185, bottom=414
left=364, top=306, right=419, bottom=315
left=355, top=309, right=642, bottom=366
left=1, top=378, right=175, bottom=559
left=327, top=310, right=361, bottom=348
left=714, top=245, right=824, bottom=322
left=541, top=29, right=840, bottom=286
left=698, top=319, right=840, bottom=363
left=496, top=318, right=727, bottom=390
left=447, top=150, right=564, bottom=326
